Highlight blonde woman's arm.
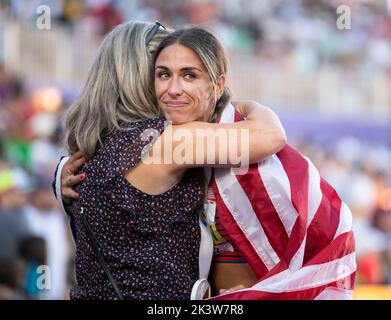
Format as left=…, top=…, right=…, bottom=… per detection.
left=155, top=100, right=286, bottom=168
left=125, top=101, right=286, bottom=195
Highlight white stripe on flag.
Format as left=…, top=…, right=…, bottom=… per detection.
left=288, top=156, right=323, bottom=270
left=258, top=154, right=297, bottom=236
left=289, top=234, right=307, bottom=271
left=333, top=202, right=353, bottom=240
left=304, top=156, right=323, bottom=228
left=215, top=169, right=280, bottom=270
left=217, top=103, right=280, bottom=269
left=219, top=103, right=235, bottom=124
left=238, top=252, right=356, bottom=293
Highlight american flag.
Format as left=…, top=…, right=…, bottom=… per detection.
left=209, top=104, right=356, bottom=300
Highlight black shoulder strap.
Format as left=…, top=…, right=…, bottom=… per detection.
left=80, top=207, right=124, bottom=300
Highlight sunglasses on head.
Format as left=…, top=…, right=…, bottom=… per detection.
left=145, top=21, right=167, bottom=45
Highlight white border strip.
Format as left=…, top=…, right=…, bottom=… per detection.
left=219, top=103, right=235, bottom=124
left=55, top=156, right=70, bottom=215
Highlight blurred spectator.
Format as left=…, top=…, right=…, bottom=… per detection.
left=0, top=165, right=32, bottom=299
left=372, top=207, right=391, bottom=284
left=23, top=180, right=70, bottom=299
left=85, top=0, right=123, bottom=36
left=0, top=167, right=31, bottom=262
left=58, top=0, right=86, bottom=26
left=18, top=236, right=47, bottom=299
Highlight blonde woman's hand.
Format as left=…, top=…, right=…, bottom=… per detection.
left=61, top=151, right=87, bottom=205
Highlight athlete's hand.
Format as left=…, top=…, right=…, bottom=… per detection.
left=61, top=151, right=87, bottom=205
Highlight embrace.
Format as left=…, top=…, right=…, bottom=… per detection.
left=53, top=21, right=356, bottom=300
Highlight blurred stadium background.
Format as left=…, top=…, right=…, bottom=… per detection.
left=0, top=0, right=390, bottom=299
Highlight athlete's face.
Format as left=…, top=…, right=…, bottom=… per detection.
left=154, top=44, right=224, bottom=124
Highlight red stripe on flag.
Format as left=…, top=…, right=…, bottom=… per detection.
left=304, top=178, right=342, bottom=264
left=305, top=231, right=355, bottom=267
left=210, top=178, right=269, bottom=278
left=276, top=145, right=309, bottom=263
left=236, top=164, right=289, bottom=260
left=234, top=111, right=243, bottom=122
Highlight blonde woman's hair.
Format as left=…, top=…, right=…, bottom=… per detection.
left=64, top=21, right=171, bottom=158
left=153, top=27, right=231, bottom=123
